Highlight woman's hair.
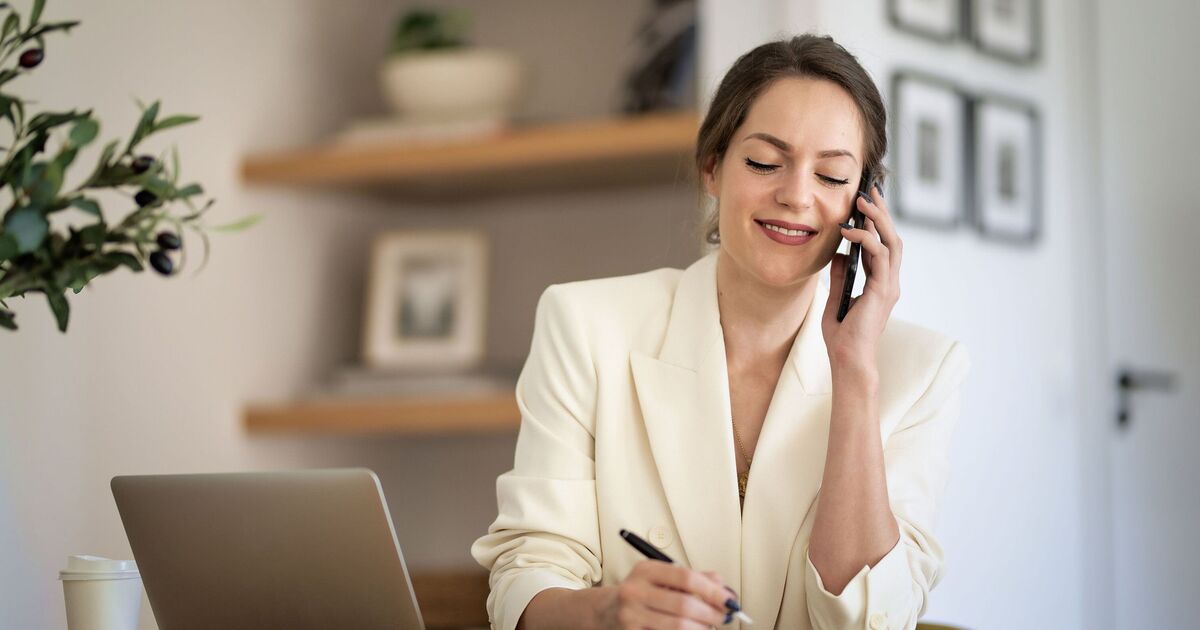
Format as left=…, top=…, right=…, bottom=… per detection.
left=694, top=33, right=888, bottom=245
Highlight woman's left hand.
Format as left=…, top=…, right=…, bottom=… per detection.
left=821, top=184, right=903, bottom=370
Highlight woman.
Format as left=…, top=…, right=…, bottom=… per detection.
left=472, top=33, right=970, bottom=630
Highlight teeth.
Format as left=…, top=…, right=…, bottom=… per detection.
left=762, top=223, right=813, bottom=237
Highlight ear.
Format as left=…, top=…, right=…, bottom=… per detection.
left=701, top=153, right=720, bottom=197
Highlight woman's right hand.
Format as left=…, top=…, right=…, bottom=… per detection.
left=599, top=560, right=735, bottom=629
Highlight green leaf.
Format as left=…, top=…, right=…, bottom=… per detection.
left=102, top=251, right=142, bottom=272
left=26, top=160, right=62, bottom=205
left=30, top=0, right=45, bottom=27
left=78, top=222, right=107, bottom=248
left=0, top=308, right=15, bottom=330
left=176, top=182, right=203, bottom=198
left=3, top=205, right=47, bottom=253
left=125, top=100, right=160, bottom=154
left=151, top=114, right=198, bottom=133
left=208, top=212, right=261, bottom=233
left=27, top=109, right=88, bottom=135
left=0, top=232, right=18, bottom=261
left=45, top=290, right=69, bottom=332
left=68, top=118, right=99, bottom=147
left=69, top=196, right=101, bottom=217
left=24, top=20, right=79, bottom=39
left=1, top=14, right=19, bottom=44
left=79, top=139, right=119, bottom=188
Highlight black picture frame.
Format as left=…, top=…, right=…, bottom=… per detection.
left=967, top=92, right=1041, bottom=245
left=889, top=70, right=971, bottom=230
left=888, top=0, right=962, bottom=43
left=966, top=0, right=1042, bottom=65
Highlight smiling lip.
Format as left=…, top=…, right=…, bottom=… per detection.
left=755, top=219, right=818, bottom=245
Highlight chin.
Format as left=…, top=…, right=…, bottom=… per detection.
left=747, top=250, right=815, bottom=287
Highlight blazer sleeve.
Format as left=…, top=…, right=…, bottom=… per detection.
left=470, top=285, right=603, bottom=630
left=804, top=340, right=971, bottom=630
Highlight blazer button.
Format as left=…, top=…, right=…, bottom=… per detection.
left=648, top=524, right=673, bottom=549
left=868, top=611, right=887, bottom=629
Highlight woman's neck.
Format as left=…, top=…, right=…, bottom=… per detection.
left=715, top=249, right=817, bottom=371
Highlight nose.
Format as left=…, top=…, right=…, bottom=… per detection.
left=774, top=171, right=815, bottom=210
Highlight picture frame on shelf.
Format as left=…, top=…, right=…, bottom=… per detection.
left=888, top=0, right=962, bottom=43
left=890, top=70, right=969, bottom=229
left=969, top=93, right=1041, bottom=244
left=362, top=230, right=489, bottom=371
left=967, top=0, right=1041, bottom=64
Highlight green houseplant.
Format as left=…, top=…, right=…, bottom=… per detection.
left=0, top=0, right=257, bottom=332
left=379, top=6, right=524, bottom=125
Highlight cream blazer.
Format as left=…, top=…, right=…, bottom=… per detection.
left=471, top=251, right=970, bottom=630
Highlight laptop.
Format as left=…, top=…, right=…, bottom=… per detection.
left=111, top=468, right=426, bottom=630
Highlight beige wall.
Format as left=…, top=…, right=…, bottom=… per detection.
left=0, top=1, right=701, bottom=628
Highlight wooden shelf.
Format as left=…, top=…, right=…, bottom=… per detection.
left=244, top=392, right=520, bottom=436
left=240, top=109, right=700, bottom=200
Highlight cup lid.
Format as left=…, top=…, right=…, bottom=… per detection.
left=59, top=555, right=140, bottom=581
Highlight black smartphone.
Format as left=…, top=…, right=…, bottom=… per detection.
left=836, top=169, right=875, bottom=322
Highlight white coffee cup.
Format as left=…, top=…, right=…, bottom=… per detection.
left=59, top=555, right=143, bottom=630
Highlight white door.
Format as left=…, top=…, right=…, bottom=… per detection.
left=1095, top=1, right=1200, bottom=627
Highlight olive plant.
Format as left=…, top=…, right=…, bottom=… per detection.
left=0, top=0, right=258, bottom=332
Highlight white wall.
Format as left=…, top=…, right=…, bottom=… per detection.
left=0, top=1, right=702, bottom=628
left=699, top=0, right=1102, bottom=628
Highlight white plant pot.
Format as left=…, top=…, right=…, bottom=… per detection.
left=380, top=48, right=525, bottom=123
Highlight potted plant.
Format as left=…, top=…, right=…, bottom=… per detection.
left=380, top=7, right=525, bottom=125
left=0, top=0, right=257, bottom=332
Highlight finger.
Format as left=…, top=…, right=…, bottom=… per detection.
left=840, top=224, right=891, bottom=282
left=639, top=563, right=732, bottom=614
left=857, top=191, right=903, bottom=266
left=641, top=587, right=727, bottom=627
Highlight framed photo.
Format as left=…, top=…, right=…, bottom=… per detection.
left=969, top=94, right=1040, bottom=244
left=890, top=71, right=968, bottom=229
left=361, top=230, right=488, bottom=371
left=888, top=0, right=962, bottom=42
left=967, top=0, right=1041, bottom=64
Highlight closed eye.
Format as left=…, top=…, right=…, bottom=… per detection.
left=745, top=158, right=777, bottom=173
left=818, top=174, right=849, bottom=186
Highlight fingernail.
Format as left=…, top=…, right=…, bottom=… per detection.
left=724, top=598, right=741, bottom=612
left=874, top=182, right=884, bottom=198
left=839, top=222, right=854, bottom=230
left=724, top=611, right=734, bottom=625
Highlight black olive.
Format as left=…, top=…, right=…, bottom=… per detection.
left=149, top=250, right=173, bottom=276
left=18, top=49, right=43, bottom=69
left=134, top=189, right=157, bottom=207
left=131, top=155, right=155, bottom=174
left=156, top=231, right=181, bottom=250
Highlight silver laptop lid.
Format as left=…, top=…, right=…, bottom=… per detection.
left=111, top=468, right=425, bottom=630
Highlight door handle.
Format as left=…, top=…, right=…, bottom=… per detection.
left=1116, top=366, right=1176, bottom=429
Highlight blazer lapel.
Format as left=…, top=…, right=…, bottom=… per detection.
left=740, top=280, right=833, bottom=630
left=629, top=251, right=743, bottom=594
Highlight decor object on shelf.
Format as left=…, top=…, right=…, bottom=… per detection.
left=888, top=0, right=961, bottom=42
left=970, top=93, right=1040, bottom=244
left=621, top=0, right=697, bottom=114
left=967, top=0, right=1041, bottom=64
left=362, top=230, right=488, bottom=372
left=370, top=6, right=524, bottom=144
left=0, top=0, right=257, bottom=332
left=890, top=70, right=968, bottom=229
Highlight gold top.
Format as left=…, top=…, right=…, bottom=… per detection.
left=731, top=416, right=752, bottom=508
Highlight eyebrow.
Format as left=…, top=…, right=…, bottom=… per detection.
left=742, top=132, right=858, bottom=164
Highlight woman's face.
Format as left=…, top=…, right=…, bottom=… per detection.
left=703, top=77, right=867, bottom=289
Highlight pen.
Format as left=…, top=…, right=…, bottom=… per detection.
left=619, top=528, right=754, bottom=626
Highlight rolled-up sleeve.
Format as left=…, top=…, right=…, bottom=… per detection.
left=470, top=285, right=602, bottom=630
left=804, top=341, right=970, bottom=630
